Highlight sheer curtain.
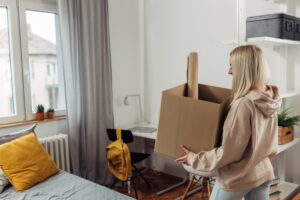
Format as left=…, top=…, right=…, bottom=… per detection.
left=58, top=0, right=114, bottom=185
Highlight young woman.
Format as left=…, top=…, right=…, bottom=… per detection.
left=176, top=45, right=282, bottom=200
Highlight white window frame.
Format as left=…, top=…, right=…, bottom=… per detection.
left=0, top=0, right=25, bottom=124
left=0, top=0, right=66, bottom=123
left=19, top=1, right=66, bottom=119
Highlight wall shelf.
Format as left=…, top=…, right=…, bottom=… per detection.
left=277, top=138, right=300, bottom=154
left=222, top=37, right=300, bottom=47
left=247, top=37, right=300, bottom=47
left=278, top=181, right=300, bottom=200
left=281, top=90, right=300, bottom=99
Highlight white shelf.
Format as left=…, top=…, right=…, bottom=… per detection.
left=281, top=91, right=300, bottom=99
left=278, top=181, right=299, bottom=200
left=277, top=138, right=300, bottom=154
left=222, top=37, right=300, bottom=47
left=247, top=37, right=300, bottom=47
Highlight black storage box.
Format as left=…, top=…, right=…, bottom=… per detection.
left=295, top=17, right=300, bottom=41
left=246, top=13, right=295, bottom=40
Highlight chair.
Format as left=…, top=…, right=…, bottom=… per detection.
left=179, top=164, right=217, bottom=200
left=106, top=128, right=151, bottom=199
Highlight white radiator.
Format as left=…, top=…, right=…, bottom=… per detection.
left=39, top=134, right=71, bottom=172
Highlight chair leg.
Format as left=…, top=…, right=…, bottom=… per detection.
left=110, top=178, right=119, bottom=189
left=133, top=164, right=151, bottom=189
left=127, top=179, right=131, bottom=194
left=201, top=177, right=205, bottom=199
left=207, top=178, right=212, bottom=198
left=182, top=175, right=195, bottom=200
left=131, top=178, right=138, bottom=199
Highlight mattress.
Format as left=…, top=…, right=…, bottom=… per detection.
left=0, top=171, right=134, bottom=200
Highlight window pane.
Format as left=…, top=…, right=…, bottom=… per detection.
left=0, top=7, right=15, bottom=117
left=26, top=10, right=66, bottom=112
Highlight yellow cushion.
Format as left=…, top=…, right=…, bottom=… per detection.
left=0, top=132, right=59, bottom=191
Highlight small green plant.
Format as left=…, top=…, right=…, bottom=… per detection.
left=36, top=104, right=45, bottom=113
left=47, top=108, right=55, bottom=113
left=278, top=108, right=300, bottom=128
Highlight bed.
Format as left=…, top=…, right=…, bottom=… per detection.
left=0, top=171, right=134, bottom=200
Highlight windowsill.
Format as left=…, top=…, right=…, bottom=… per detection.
left=0, top=115, right=67, bottom=129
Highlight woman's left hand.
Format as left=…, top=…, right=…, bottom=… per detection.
left=175, top=145, right=190, bottom=164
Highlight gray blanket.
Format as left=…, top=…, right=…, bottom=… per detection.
left=0, top=171, right=134, bottom=200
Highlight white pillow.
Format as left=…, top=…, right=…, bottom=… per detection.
left=0, top=168, right=9, bottom=193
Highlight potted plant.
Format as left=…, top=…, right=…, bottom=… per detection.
left=36, top=104, right=45, bottom=121
left=46, top=108, right=55, bottom=119
left=278, top=108, right=300, bottom=145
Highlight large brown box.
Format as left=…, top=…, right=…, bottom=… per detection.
left=154, top=84, right=231, bottom=159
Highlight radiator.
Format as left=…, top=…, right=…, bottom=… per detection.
left=39, top=134, right=71, bottom=172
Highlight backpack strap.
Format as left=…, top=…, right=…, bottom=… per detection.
left=116, top=128, right=122, bottom=141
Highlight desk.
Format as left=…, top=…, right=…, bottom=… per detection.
left=122, top=123, right=157, bottom=139
left=123, top=123, right=189, bottom=197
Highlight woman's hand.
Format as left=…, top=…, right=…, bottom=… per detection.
left=175, top=145, right=191, bottom=164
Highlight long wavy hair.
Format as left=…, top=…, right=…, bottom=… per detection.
left=230, top=45, right=268, bottom=103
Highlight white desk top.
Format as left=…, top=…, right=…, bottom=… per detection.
left=122, top=123, right=157, bottom=140
left=123, top=123, right=300, bottom=153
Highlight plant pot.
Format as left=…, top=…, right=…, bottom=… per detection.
left=278, top=126, right=294, bottom=145
left=47, top=112, right=55, bottom=119
left=279, top=133, right=294, bottom=145
left=36, top=112, right=45, bottom=121
left=278, top=126, right=294, bottom=136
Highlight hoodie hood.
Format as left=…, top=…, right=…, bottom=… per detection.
left=246, top=85, right=282, bottom=118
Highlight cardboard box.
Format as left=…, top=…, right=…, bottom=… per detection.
left=154, top=83, right=231, bottom=159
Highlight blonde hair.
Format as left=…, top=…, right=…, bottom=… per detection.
left=230, top=45, right=266, bottom=103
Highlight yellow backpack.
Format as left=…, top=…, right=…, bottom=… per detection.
left=106, top=129, right=132, bottom=181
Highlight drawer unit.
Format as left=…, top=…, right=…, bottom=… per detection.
left=295, top=17, right=300, bottom=41
left=247, top=13, right=295, bottom=40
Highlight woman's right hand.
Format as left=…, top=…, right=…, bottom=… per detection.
left=175, top=145, right=191, bottom=164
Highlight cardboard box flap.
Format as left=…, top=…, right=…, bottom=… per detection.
left=164, top=84, right=186, bottom=96
left=198, top=84, right=231, bottom=104
left=164, top=83, right=231, bottom=103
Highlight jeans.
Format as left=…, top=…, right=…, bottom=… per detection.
left=210, top=181, right=270, bottom=200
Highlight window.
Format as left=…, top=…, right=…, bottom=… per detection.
left=25, top=10, right=66, bottom=113
left=0, top=7, right=15, bottom=117
left=0, top=0, right=66, bottom=123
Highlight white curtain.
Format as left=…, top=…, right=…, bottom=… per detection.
left=58, top=0, right=114, bottom=185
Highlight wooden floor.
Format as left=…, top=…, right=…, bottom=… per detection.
left=113, top=169, right=300, bottom=200
left=113, top=169, right=209, bottom=200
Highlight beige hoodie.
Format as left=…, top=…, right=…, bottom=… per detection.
left=187, top=85, right=282, bottom=191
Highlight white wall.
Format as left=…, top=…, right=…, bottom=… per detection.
left=109, top=0, right=142, bottom=127
left=143, top=0, right=237, bottom=176
left=144, top=0, right=236, bottom=124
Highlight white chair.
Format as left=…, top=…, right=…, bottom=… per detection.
left=178, top=164, right=217, bottom=200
